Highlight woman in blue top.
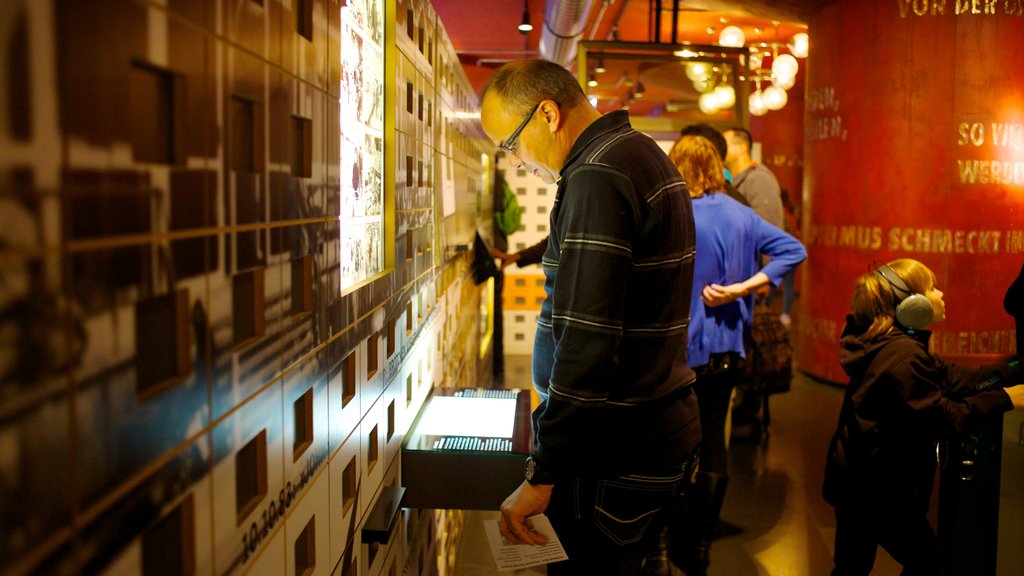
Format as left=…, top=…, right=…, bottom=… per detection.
left=653, top=135, right=806, bottom=576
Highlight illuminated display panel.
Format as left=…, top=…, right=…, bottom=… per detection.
left=401, top=388, right=532, bottom=509
left=414, top=396, right=517, bottom=439
left=339, top=0, right=385, bottom=289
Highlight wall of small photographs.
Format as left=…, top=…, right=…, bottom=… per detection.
left=340, top=0, right=385, bottom=289
left=0, top=0, right=492, bottom=575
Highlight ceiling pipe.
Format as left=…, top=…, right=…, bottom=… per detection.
left=540, top=0, right=596, bottom=67
left=475, top=56, right=540, bottom=66
left=604, top=0, right=633, bottom=40
left=587, top=0, right=613, bottom=41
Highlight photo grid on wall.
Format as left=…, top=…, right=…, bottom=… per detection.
left=339, top=0, right=385, bottom=289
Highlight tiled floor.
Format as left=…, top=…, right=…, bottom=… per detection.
left=453, top=354, right=904, bottom=575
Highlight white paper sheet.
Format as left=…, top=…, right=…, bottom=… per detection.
left=483, top=514, right=569, bottom=572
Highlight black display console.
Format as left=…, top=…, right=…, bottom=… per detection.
left=402, top=387, right=533, bottom=510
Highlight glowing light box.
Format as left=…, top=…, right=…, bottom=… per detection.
left=413, top=396, right=517, bottom=439
left=402, top=388, right=533, bottom=510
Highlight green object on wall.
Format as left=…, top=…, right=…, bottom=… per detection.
left=494, top=181, right=523, bottom=237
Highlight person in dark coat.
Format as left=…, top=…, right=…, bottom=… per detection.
left=1005, top=261, right=1024, bottom=353
left=483, top=58, right=700, bottom=576
left=824, top=258, right=1024, bottom=576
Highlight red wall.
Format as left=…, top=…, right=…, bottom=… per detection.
left=752, top=70, right=805, bottom=212
left=799, top=0, right=1024, bottom=382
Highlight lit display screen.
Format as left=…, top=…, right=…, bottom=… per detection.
left=339, top=0, right=385, bottom=290
left=414, top=397, right=517, bottom=438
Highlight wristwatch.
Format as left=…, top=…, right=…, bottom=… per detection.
left=524, top=455, right=556, bottom=485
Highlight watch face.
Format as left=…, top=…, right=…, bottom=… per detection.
left=525, top=457, right=536, bottom=480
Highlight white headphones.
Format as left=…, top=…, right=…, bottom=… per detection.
left=872, top=261, right=934, bottom=330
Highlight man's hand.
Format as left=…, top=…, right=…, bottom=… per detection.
left=498, top=481, right=554, bottom=545
left=489, top=247, right=521, bottom=270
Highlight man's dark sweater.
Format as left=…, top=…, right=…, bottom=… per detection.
left=530, top=110, right=700, bottom=479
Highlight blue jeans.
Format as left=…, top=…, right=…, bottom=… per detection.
left=781, top=269, right=796, bottom=315
left=545, top=465, right=693, bottom=575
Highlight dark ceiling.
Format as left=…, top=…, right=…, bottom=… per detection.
left=432, top=0, right=835, bottom=121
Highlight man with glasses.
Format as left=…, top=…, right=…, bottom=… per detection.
left=481, top=59, right=701, bottom=575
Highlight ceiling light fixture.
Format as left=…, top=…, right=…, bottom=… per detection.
left=688, top=64, right=736, bottom=116
left=718, top=25, right=745, bottom=48
left=679, top=26, right=808, bottom=117
left=749, top=86, right=768, bottom=117
left=788, top=32, right=809, bottom=58
left=684, top=61, right=711, bottom=82
left=762, top=84, right=788, bottom=110
left=518, top=1, right=533, bottom=34
left=772, top=53, right=799, bottom=80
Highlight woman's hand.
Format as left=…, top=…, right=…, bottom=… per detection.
left=701, top=283, right=747, bottom=307
left=701, top=271, right=772, bottom=307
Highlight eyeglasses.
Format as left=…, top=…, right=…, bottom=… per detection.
left=498, top=103, right=540, bottom=155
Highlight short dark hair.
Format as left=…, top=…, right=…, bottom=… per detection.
left=724, top=126, right=753, bottom=151
left=680, top=123, right=728, bottom=161
left=480, top=59, right=587, bottom=116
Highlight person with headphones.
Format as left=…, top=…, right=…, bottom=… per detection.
left=823, top=258, right=1024, bottom=576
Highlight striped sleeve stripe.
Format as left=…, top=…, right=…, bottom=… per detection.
left=549, top=384, right=608, bottom=403
left=545, top=247, right=692, bottom=269
left=551, top=313, right=622, bottom=332
left=623, top=322, right=689, bottom=335
left=634, top=250, right=695, bottom=269
left=586, top=130, right=635, bottom=163
left=647, top=180, right=688, bottom=203
left=561, top=237, right=632, bottom=256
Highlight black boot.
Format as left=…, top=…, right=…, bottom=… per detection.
left=639, top=526, right=672, bottom=576
left=668, top=472, right=730, bottom=576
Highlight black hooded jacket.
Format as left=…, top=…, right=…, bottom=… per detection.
left=823, top=316, right=1020, bottom=510
left=1005, top=262, right=1024, bottom=353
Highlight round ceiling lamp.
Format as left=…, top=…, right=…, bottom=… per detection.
left=718, top=25, right=746, bottom=48
left=699, top=92, right=721, bottom=115
left=772, top=73, right=796, bottom=90
left=693, top=77, right=716, bottom=93
left=749, top=91, right=768, bottom=116
left=713, top=84, right=736, bottom=109
left=788, top=32, right=809, bottom=58
left=685, top=61, right=711, bottom=82
left=763, top=85, right=788, bottom=110
left=772, top=54, right=799, bottom=81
